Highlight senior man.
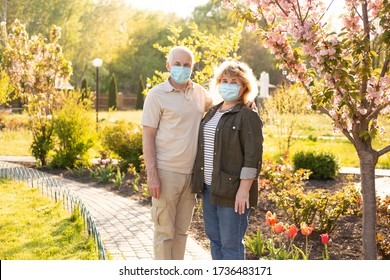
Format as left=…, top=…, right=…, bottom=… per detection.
left=141, top=46, right=213, bottom=260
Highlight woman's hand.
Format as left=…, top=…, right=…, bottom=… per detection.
left=235, top=179, right=253, bottom=214
left=235, top=188, right=250, bottom=214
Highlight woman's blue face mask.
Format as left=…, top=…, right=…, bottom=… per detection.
left=219, top=83, right=241, bottom=102
left=170, top=66, right=192, bottom=84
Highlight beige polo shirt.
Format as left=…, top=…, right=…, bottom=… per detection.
left=141, top=79, right=213, bottom=174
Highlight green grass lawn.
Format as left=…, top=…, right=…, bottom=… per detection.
left=0, top=110, right=389, bottom=168
left=98, top=109, right=143, bottom=124
left=0, top=178, right=99, bottom=260
left=0, top=129, right=32, bottom=156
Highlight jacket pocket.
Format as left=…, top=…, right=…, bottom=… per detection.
left=213, top=170, right=240, bottom=199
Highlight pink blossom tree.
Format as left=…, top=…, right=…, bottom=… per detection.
left=221, top=0, right=389, bottom=259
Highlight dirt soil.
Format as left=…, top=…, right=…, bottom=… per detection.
left=190, top=174, right=365, bottom=260
left=28, top=164, right=387, bottom=260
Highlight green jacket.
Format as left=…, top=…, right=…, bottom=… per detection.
left=192, top=102, right=263, bottom=208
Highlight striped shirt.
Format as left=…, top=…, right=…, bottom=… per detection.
left=203, top=108, right=232, bottom=184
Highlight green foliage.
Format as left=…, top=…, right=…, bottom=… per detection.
left=80, top=78, right=91, bottom=101
left=0, top=69, right=14, bottom=106
left=377, top=195, right=390, bottom=258
left=0, top=112, right=29, bottom=131
left=292, top=150, right=340, bottom=180
left=30, top=118, right=54, bottom=167
left=100, top=120, right=143, bottom=171
left=50, top=91, right=96, bottom=169
left=2, top=20, right=72, bottom=166
left=244, top=229, right=304, bottom=260
left=244, top=230, right=266, bottom=257
left=89, top=161, right=116, bottom=183
left=108, top=74, right=118, bottom=110
left=260, top=83, right=311, bottom=156
left=190, top=1, right=283, bottom=84
left=260, top=158, right=361, bottom=233
left=144, top=22, right=243, bottom=94
left=112, top=168, right=125, bottom=189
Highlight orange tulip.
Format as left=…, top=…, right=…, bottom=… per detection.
left=272, top=222, right=284, bottom=234
left=300, top=222, right=315, bottom=236
left=265, top=211, right=277, bottom=226
left=285, top=224, right=298, bottom=239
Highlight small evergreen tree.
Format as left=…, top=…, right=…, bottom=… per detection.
left=136, top=75, right=144, bottom=110
left=108, top=74, right=118, bottom=110
left=80, top=78, right=90, bottom=101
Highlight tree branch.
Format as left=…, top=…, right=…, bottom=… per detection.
left=378, top=145, right=390, bottom=157
left=366, top=102, right=390, bottom=121
left=275, top=0, right=289, bottom=17
left=380, top=57, right=389, bottom=78
left=342, top=129, right=355, bottom=144
left=319, top=0, right=335, bottom=24
left=353, top=4, right=364, bottom=21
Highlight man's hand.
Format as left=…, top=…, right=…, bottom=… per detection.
left=147, top=168, right=161, bottom=199
left=142, top=126, right=161, bottom=199
left=246, top=100, right=258, bottom=112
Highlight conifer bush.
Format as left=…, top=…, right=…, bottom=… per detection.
left=108, top=74, right=118, bottom=110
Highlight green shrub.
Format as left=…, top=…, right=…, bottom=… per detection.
left=0, top=111, right=28, bottom=131
left=260, top=83, right=311, bottom=155
left=90, top=162, right=116, bottom=183
left=30, top=115, right=54, bottom=167
left=100, top=120, right=143, bottom=171
left=260, top=158, right=361, bottom=233
left=50, top=91, right=96, bottom=168
left=292, top=150, right=340, bottom=179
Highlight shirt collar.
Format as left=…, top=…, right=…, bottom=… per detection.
left=162, top=78, right=194, bottom=93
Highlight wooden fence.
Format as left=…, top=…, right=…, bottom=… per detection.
left=93, top=92, right=138, bottom=110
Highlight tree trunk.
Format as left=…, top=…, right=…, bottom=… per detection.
left=358, top=149, right=378, bottom=259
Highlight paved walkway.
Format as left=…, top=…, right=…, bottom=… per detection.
left=55, top=176, right=210, bottom=260
left=0, top=156, right=210, bottom=260
left=1, top=155, right=389, bottom=260
left=340, top=167, right=390, bottom=199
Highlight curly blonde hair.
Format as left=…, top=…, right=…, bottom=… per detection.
left=211, top=60, right=258, bottom=104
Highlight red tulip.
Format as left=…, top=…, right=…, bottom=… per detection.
left=320, top=233, right=329, bottom=244
left=272, top=222, right=284, bottom=234
left=265, top=211, right=277, bottom=226
left=285, top=224, right=298, bottom=239
left=300, top=222, right=314, bottom=236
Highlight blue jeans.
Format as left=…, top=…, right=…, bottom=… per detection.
left=202, top=184, right=249, bottom=260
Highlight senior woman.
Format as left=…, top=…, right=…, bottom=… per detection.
left=192, top=60, right=263, bottom=260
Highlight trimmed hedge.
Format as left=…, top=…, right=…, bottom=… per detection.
left=292, top=150, right=340, bottom=179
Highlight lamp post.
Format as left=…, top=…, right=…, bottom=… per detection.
left=93, top=58, right=103, bottom=131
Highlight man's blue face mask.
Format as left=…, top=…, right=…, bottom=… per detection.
left=170, top=66, right=192, bottom=84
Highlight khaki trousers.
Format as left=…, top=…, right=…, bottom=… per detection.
left=151, top=169, right=196, bottom=260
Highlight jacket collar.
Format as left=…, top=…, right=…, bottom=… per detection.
left=210, top=102, right=243, bottom=113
